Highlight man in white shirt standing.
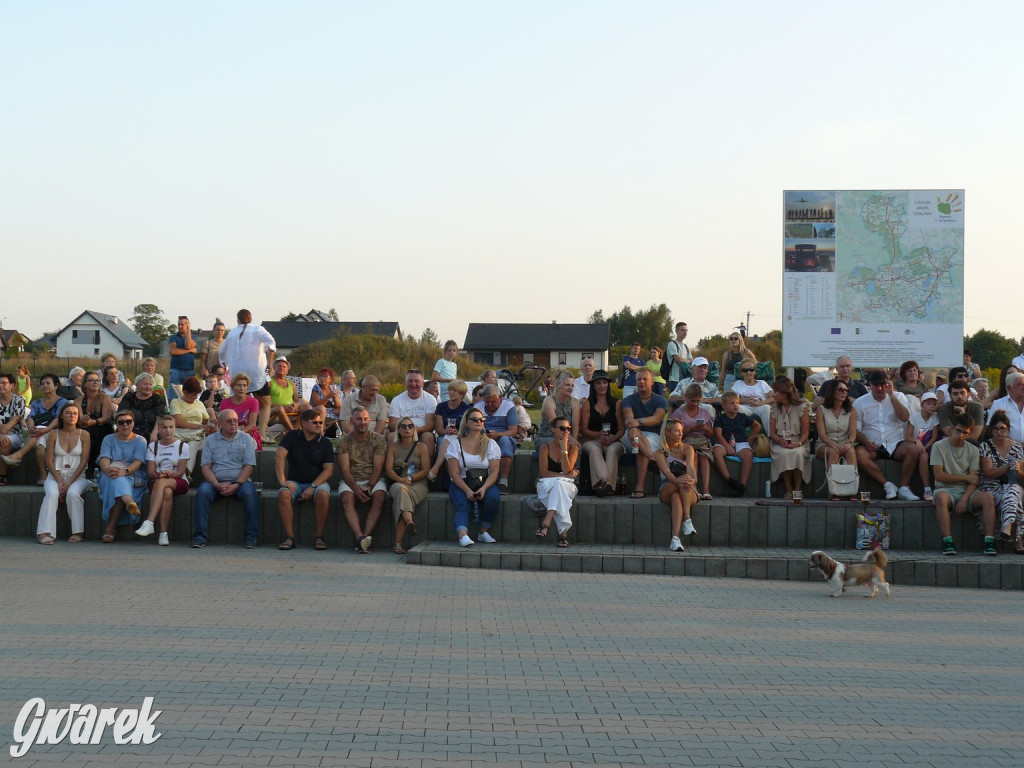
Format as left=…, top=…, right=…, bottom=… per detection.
left=854, top=370, right=920, bottom=500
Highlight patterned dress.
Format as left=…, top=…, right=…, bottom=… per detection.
left=978, top=439, right=1024, bottom=542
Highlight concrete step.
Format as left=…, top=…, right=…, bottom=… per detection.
left=404, top=541, right=1024, bottom=591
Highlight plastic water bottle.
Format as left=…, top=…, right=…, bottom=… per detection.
left=406, top=463, right=415, bottom=480
left=631, top=435, right=640, bottom=454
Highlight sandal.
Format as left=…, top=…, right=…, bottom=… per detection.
left=403, top=512, right=417, bottom=536
left=0, top=476, right=8, bottom=486
left=102, top=533, right=115, bottom=543
left=278, top=536, right=296, bottom=551
left=313, top=536, right=328, bottom=551
left=393, top=544, right=407, bottom=555
left=67, top=534, right=83, bottom=543
left=557, top=534, right=569, bottom=548
left=630, top=490, right=645, bottom=499
left=535, top=524, right=549, bottom=540
left=701, top=493, right=713, bottom=501
left=37, top=534, right=55, bottom=545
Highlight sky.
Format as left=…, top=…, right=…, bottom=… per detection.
left=2, top=1, right=1021, bottom=348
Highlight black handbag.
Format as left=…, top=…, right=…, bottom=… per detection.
left=459, top=441, right=488, bottom=491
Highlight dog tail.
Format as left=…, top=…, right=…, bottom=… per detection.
left=863, top=548, right=887, bottom=569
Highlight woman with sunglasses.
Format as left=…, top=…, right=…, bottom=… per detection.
left=386, top=417, right=430, bottom=554
left=653, top=419, right=698, bottom=553
left=535, top=416, right=580, bottom=548
left=730, top=361, right=773, bottom=428
left=76, top=370, right=112, bottom=470
left=37, top=402, right=90, bottom=544
left=720, top=333, right=755, bottom=393
left=446, top=408, right=500, bottom=547
left=979, top=410, right=1024, bottom=554
left=814, top=377, right=858, bottom=498
left=98, top=409, right=149, bottom=542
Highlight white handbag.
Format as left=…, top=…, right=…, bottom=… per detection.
left=826, top=457, right=859, bottom=498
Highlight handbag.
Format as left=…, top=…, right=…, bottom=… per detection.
left=752, top=432, right=771, bottom=459
left=826, top=457, right=859, bottom=498
left=459, top=441, right=488, bottom=491
left=856, top=510, right=890, bottom=550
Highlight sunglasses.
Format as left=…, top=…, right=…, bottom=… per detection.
left=553, top=425, right=571, bottom=432
left=116, top=419, right=134, bottom=425
left=467, top=417, right=485, bottom=423
left=309, top=420, right=325, bottom=426
left=835, top=387, right=849, bottom=393
left=741, top=367, right=755, bottom=373
left=398, top=423, right=415, bottom=429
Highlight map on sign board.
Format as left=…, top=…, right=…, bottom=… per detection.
left=782, top=190, right=964, bottom=369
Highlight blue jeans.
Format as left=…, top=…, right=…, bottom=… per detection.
left=168, top=368, right=191, bottom=401
left=193, top=480, right=260, bottom=543
left=449, top=483, right=500, bottom=533
left=496, top=435, right=516, bottom=458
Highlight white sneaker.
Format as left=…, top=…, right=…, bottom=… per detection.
left=883, top=482, right=898, bottom=500
left=459, top=534, right=475, bottom=547
left=136, top=520, right=155, bottom=537
left=682, top=519, right=696, bottom=536
left=158, top=532, right=169, bottom=546
left=669, top=536, right=684, bottom=552
left=478, top=531, right=497, bottom=543
left=923, top=486, right=934, bottom=502
left=896, top=486, right=919, bottom=501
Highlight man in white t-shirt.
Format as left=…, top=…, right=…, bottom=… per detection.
left=853, top=370, right=919, bottom=500
left=388, top=369, right=438, bottom=455
left=571, top=357, right=595, bottom=402
left=666, top=322, right=692, bottom=392
left=987, top=371, right=1024, bottom=442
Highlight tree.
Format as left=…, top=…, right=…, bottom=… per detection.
left=279, top=312, right=299, bottom=322
left=964, top=329, right=1018, bottom=370
left=419, top=328, right=440, bottom=347
left=327, top=307, right=339, bottom=321
left=588, top=303, right=674, bottom=347
left=129, top=304, right=173, bottom=345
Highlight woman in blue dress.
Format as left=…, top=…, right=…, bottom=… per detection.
left=99, top=409, right=149, bottom=542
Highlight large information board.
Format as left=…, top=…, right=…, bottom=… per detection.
left=782, top=189, right=964, bottom=368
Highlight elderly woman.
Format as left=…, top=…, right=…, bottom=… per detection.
left=310, top=367, right=343, bottom=434
left=101, top=364, right=128, bottom=409
left=768, top=377, right=811, bottom=499
left=221, top=372, right=262, bottom=450
left=646, top=347, right=667, bottom=397
left=979, top=411, right=1024, bottom=554
left=579, top=369, right=624, bottom=496
left=572, top=357, right=596, bottom=402
left=814, top=376, right=859, bottom=498
left=267, top=358, right=308, bottom=435
left=536, top=371, right=580, bottom=449
left=119, top=372, right=168, bottom=441
left=896, top=360, right=927, bottom=399
left=0, top=372, right=27, bottom=485
left=721, top=332, right=756, bottom=393
left=669, top=383, right=715, bottom=500
left=136, top=414, right=191, bottom=545
left=535, top=416, right=580, bottom=548
left=730, top=361, right=773, bottom=427
left=141, top=357, right=165, bottom=390
left=75, top=370, right=112, bottom=470
left=37, top=402, right=90, bottom=544
left=446, top=408, right=501, bottom=547
left=170, top=375, right=214, bottom=475
left=431, top=340, right=459, bottom=401
left=654, top=419, right=699, bottom=553
left=429, top=379, right=471, bottom=480
left=385, top=417, right=430, bottom=554
left=98, top=410, right=149, bottom=542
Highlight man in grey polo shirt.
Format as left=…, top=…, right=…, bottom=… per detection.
left=192, top=409, right=260, bottom=549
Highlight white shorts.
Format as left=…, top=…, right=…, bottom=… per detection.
left=338, top=478, right=387, bottom=496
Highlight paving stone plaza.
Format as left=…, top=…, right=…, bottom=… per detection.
left=2, top=538, right=1021, bottom=767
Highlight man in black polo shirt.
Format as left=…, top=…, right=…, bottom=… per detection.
left=275, top=409, right=335, bottom=551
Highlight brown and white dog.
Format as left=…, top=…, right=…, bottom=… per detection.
left=808, top=549, right=890, bottom=598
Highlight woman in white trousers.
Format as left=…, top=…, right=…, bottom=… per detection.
left=38, top=402, right=91, bottom=544
left=535, top=416, right=580, bottom=548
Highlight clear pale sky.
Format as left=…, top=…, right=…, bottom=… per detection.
left=2, top=1, right=1020, bottom=347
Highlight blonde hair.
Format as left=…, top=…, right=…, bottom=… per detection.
left=459, top=408, right=490, bottom=459
left=231, top=372, right=251, bottom=388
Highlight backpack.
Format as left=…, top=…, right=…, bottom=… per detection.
left=661, top=342, right=678, bottom=382
left=826, top=457, right=859, bottom=498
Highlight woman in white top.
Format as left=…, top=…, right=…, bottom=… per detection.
left=730, top=362, right=773, bottom=428
left=217, top=308, right=277, bottom=443
left=446, top=408, right=501, bottom=547
left=38, top=402, right=90, bottom=544
left=136, top=415, right=190, bottom=545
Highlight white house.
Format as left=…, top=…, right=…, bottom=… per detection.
left=55, top=310, right=148, bottom=360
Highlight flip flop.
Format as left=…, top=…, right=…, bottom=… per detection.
left=630, top=491, right=645, bottom=499
left=102, top=534, right=115, bottom=543
left=278, top=536, right=296, bottom=550
left=701, top=493, right=713, bottom=501
left=313, top=536, right=328, bottom=551
left=393, top=544, right=407, bottom=555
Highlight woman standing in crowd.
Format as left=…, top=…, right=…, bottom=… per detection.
left=446, top=408, right=500, bottom=548
left=431, top=340, right=459, bottom=401
left=200, top=320, right=226, bottom=377
left=647, top=347, right=666, bottom=397
left=895, top=360, right=927, bottom=399
left=814, top=376, right=858, bottom=499
left=535, top=416, right=579, bottom=548
left=385, top=417, right=430, bottom=554
left=653, top=419, right=699, bottom=553
left=428, top=379, right=471, bottom=481
left=16, top=364, right=32, bottom=405
left=37, top=403, right=89, bottom=544
left=579, top=369, right=624, bottom=497
left=720, top=332, right=755, bottom=393
left=536, top=371, right=579, bottom=448
left=768, top=377, right=811, bottom=499
left=119, top=372, right=167, bottom=441
left=76, top=370, right=112, bottom=470
left=218, top=308, right=276, bottom=444
left=98, top=410, right=148, bottom=542
left=669, top=383, right=715, bottom=500
left=221, top=372, right=262, bottom=450
left=136, top=414, right=191, bottom=545
left=979, top=411, right=1024, bottom=554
